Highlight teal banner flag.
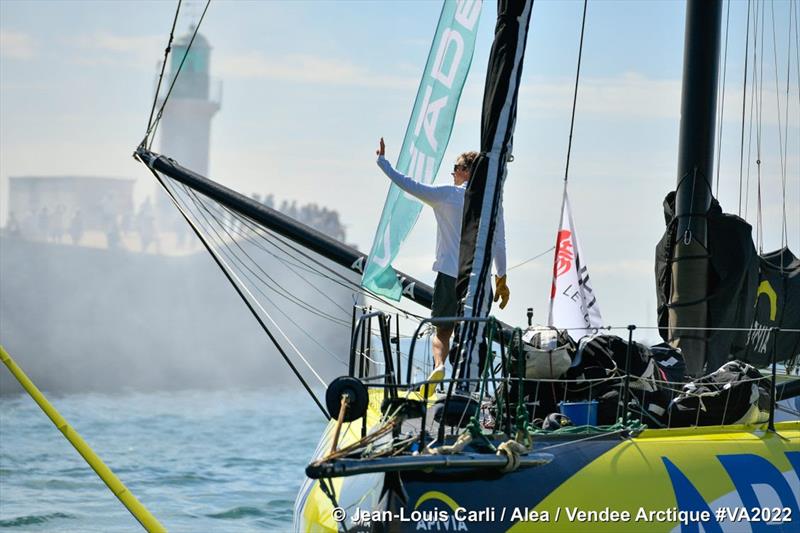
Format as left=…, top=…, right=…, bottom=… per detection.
left=362, top=0, right=482, bottom=300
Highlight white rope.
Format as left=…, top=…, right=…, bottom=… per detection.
left=496, top=439, right=529, bottom=472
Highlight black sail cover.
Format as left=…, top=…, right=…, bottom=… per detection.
left=742, top=248, right=800, bottom=366
left=655, top=191, right=800, bottom=369
left=455, top=0, right=533, bottom=391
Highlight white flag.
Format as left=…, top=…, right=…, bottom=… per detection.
left=547, top=192, right=603, bottom=339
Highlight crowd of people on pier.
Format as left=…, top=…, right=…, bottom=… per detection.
left=4, top=194, right=347, bottom=253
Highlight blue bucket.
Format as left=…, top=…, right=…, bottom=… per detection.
left=559, top=400, right=598, bottom=426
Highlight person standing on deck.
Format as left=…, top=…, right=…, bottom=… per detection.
left=375, top=137, right=509, bottom=388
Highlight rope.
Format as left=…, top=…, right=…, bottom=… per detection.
left=430, top=432, right=473, bottom=455
left=496, top=439, right=529, bottom=473
left=225, top=211, right=373, bottom=311
left=316, top=418, right=397, bottom=462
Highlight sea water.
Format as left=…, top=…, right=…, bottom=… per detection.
left=0, top=388, right=326, bottom=531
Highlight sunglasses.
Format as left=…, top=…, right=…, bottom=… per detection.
left=452, top=164, right=467, bottom=173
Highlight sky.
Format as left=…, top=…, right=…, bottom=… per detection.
left=1, top=0, right=798, bottom=337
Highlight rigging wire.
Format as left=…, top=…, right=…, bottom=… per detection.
left=141, top=0, right=211, bottom=150
left=796, top=0, right=800, bottom=248
left=203, top=202, right=354, bottom=289
left=714, top=0, right=731, bottom=198
left=562, top=0, right=588, bottom=186
left=794, top=0, right=800, bottom=251
left=219, top=207, right=427, bottom=349
left=756, top=0, right=765, bottom=253
left=177, top=185, right=352, bottom=366
left=210, top=203, right=354, bottom=317
left=195, top=191, right=425, bottom=370
left=744, top=0, right=759, bottom=222
left=169, top=183, right=424, bottom=370
left=779, top=0, right=795, bottom=254
left=738, top=0, right=752, bottom=217
left=185, top=192, right=425, bottom=349
left=179, top=187, right=352, bottom=327
left=164, top=178, right=335, bottom=387
left=142, top=166, right=329, bottom=418
left=137, top=12, right=427, bottom=322
left=769, top=0, right=788, bottom=255
left=234, top=208, right=426, bottom=322
left=796, top=0, right=800, bottom=110
left=259, top=227, right=427, bottom=321
left=549, top=0, right=587, bottom=307
left=144, top=0, right=182, bottom=138
left=507, top=246, right=555, bottom=272
left=189, top=194, right=426, bottom=321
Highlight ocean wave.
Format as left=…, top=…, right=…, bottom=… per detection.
left=0, top=512, right=75, bottom=527
left=206, top=506, right=267, bottom=519
left=155, top=472, right=224, bottom=485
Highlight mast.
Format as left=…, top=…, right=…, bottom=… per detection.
left=669, top=0, right=722, bottom=376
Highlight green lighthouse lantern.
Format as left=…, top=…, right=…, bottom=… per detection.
left=169, top=25, right=211, bottom=100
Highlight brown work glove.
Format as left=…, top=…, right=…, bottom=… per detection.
left=494, top=275, right=510, bottom=309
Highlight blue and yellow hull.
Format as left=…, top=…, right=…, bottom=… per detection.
left=295, top=392, right=799, bottom=532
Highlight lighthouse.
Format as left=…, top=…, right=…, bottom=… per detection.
left=156, top=26, right=221, bottom=224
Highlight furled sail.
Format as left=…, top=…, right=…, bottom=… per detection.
left=454, top=0, right=534, bottom=391
left=361, top=0, right=482, bottom=300
left=656, top=192, right=759, bottom=371
left=656, top=192, right=800, bottom=369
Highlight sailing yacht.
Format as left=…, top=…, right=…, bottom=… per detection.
left=133, top=0, right=799, bottom=531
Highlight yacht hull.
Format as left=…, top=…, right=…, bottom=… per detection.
left=296, top=417, right=800, bottom=532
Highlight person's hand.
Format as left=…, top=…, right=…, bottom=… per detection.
left=376, top=137, right=385, bottom=157
left=494, top=275, right=510, bottom=309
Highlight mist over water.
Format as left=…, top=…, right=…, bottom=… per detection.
left=0, top=226, right=346, bottom=529
left=0, top=388, right=326, bottom=531
left=0, top=234, right=353, bottom=395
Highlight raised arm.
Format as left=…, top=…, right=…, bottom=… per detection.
left=375, top=138, right=449, bottom=206
left=492, top=202, right=507, bottom=277
left=492, top=202, right=510, bottom=309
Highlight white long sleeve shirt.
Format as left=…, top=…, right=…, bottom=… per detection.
left=377, top=155, right=507, bottom=279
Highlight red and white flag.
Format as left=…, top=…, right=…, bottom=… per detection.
left=547, top=192, right=603, bottom=339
